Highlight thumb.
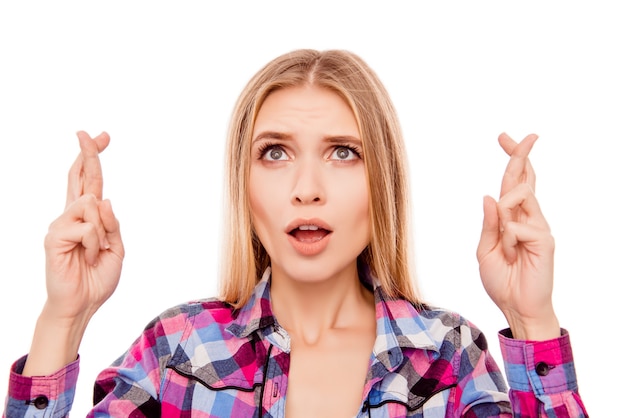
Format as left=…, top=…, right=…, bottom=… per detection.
left=476, top=195, right=500, bottom=262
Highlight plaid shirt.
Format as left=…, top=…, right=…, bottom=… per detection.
left=5, top=268, right=587, bottom=417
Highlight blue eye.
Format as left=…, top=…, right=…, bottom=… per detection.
left=259, top=145, right=288, bottom=161
left=331, top=146, right=360, bottom=161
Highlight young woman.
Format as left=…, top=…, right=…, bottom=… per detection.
left=4, top=49, right=587, bottom=417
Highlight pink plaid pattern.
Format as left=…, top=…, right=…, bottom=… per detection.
left=4, top=269, right=587, bottom=417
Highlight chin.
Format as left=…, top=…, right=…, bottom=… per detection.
left=272, top=257, right=359, bottom=285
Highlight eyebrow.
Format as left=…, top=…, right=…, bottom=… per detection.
left=323, top=135, right=362, bottom=146
left=252, top=131, right=362, bottom=146
left=252, top=131, right=292, bottom=144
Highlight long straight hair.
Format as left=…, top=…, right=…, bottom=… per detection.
left=220, top=49, right=420, bottom=309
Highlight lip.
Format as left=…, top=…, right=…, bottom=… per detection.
left=284, top=218, right=333, bottom=234
left=285, top=218, right=333, bottom=256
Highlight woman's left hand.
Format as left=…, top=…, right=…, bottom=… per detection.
left=476, top=133, right=560, bottom=341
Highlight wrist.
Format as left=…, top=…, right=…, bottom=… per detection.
left=503, top=309, right=561, bottom=341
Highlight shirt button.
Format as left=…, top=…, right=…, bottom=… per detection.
left=535, top=361, right=550, bottom=376
left=33, top=396, right=49, bottom=409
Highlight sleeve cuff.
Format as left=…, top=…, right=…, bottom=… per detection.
left=498, top=329, right=580, bottom=395
left=6, top=355, right=80, bottom=416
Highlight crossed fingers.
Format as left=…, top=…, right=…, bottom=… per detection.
left=496, top=133, right=551, bottom=261
left=66, top=131, right=110, bottom=207
left=59, top=131, right=113, bottom=263
left=498, top=132, right=537, bottom=198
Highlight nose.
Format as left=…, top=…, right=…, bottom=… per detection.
left=290, top=160, right=325, bottom=205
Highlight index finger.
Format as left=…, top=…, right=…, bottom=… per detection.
left=499, top=132, right=538, bottom=198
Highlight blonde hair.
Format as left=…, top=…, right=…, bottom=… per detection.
left=220, top=49, right=420, bottom=308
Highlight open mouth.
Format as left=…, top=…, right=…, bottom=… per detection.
left=289, top=225, right=331, bottom=243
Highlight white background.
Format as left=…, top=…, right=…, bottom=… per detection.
left=1, top=2, right=623, bottom=416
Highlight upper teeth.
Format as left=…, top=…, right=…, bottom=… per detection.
left=298, top=225, right=319, bottom=231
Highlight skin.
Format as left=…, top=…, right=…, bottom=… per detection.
left=477, top=133, right=560, bottom=341
left=24, top=131, right=124, bottom=376
left=22, top=94, right=559, bottom=414
left=249, top=86, right=371, bottom=289
left=249, top=85, right=376, bottom=417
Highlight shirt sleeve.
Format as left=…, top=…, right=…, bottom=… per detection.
left=89, top=319, right=172, bottom=416
left=89, top=303, right=195, bottom=416
left=498, top=329, right=588, bottom=417
left=3, top=355, right=79, bottom=418
left=3, top=303, right=195, bottom=418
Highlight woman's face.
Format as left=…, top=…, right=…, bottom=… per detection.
left=249, top=85, right=370, bottom=284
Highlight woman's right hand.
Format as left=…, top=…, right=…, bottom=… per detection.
left=23, top=131, right=124, bottom=376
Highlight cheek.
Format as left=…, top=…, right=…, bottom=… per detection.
left=335, top=171, right=371, bottom=229
left=248, top=169, right=280, bottom=233
left=248, top=174, right=266, bottom=228
left=357, top=188, right=371, bottom=236
left=356, top=175, right=372, bottom=239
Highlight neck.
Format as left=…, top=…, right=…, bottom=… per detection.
left=269, top=263, right=375, bottom=346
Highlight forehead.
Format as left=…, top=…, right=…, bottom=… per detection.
left=253, top=85, right=359, bottom=136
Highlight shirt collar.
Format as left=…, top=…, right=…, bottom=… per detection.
left=360, top=262, right=439, bottom=371
left=226, top=266, right=440, bottom=369
left=226, top=267, right=277, bottom=339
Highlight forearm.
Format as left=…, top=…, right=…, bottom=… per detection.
left=22, top=302, right=91, bottom=377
